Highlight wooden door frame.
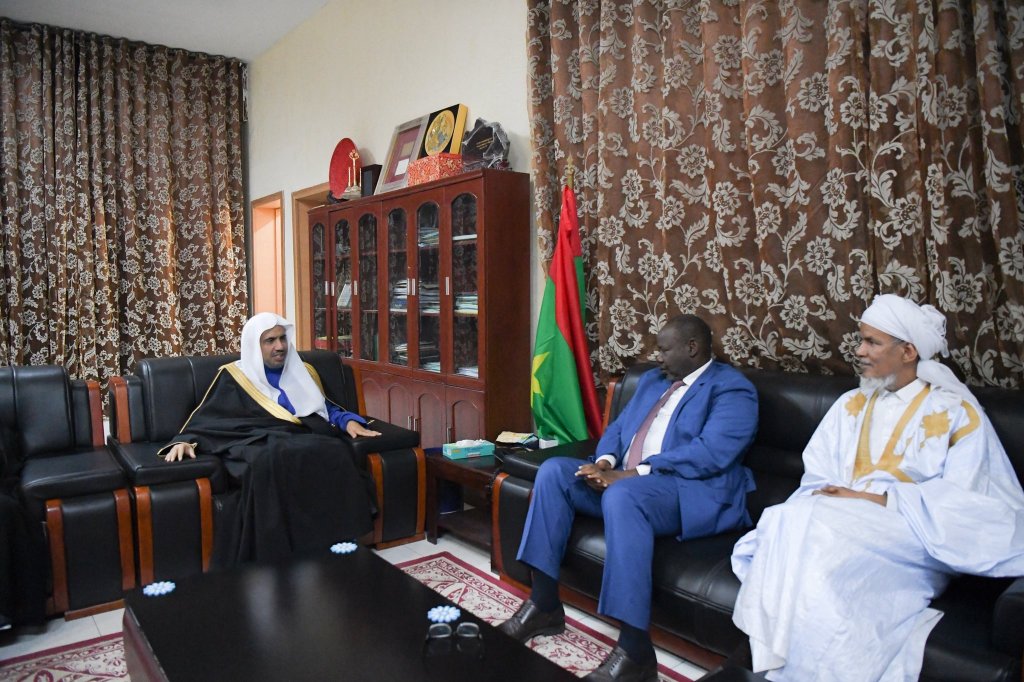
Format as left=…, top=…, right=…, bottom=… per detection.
left=250, top=191, right=285, bottom=316
left=291, top=182, right=330, bottom=349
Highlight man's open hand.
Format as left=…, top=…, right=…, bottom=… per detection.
left=346, top=421, right=381, bottom=438
left=812, top=485, right=887, bottom=506
left=164, top=442, right=195, bottom=462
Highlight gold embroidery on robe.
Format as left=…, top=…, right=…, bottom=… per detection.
left=304, top=363, right=326, bottom=395
left=950, top=401, right=981, bottom=446
left=852, top=386, right=931, bottom=483
left=224, top=363, right=301, bottom=424
left=845, top=392, right=867, bottom=417
left=921, top=411, right=950, bottom=440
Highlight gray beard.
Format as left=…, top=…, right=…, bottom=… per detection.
left=859, top=374, right=897, bottom=393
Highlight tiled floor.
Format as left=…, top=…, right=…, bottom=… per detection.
left=0, top=534, right=707, bottom=679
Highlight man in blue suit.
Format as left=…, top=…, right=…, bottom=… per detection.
left=500, top=315, right=758, bottom=682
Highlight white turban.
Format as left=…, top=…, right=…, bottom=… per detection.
left=860, top=294, right=976, bottom=404
left=237, top=312, right=329, bottom=419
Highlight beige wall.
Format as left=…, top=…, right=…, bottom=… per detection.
left=248, top=0, right=538, bottom=324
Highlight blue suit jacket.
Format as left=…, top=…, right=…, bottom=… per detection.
left=593, top=361, right=758, bottom=539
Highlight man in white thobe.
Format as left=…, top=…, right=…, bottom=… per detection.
left=731, top=294, right=1024, bottom=681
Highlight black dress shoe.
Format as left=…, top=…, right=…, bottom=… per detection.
left=497, top=599, right=565, bottom=642
left=584, top=646, right=659, bottom=681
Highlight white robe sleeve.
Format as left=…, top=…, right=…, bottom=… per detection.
left=890, top=407, right=1024, bottom=576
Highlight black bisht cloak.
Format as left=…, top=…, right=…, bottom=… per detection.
left=167, top=365, right=375, bottom=567
left=0, top=422, right=47, bottom=627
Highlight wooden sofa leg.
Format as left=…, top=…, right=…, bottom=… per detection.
left=135, top=486, right=155, bottom=585
left=414, top=447, right=426, bottom=536
left=196, top=478, right=213, bottom=572
left=45, top=499, right=69, bottom=615
left=368, top=453, right=385, bottom=545
left=366, top=447, right=427, bottom=549
left=114, top=489, right=136, bottom=591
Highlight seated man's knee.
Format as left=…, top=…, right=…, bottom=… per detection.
left=535, top=457, right=580, bottom=490
left=601, top=480, right=639, bottom=514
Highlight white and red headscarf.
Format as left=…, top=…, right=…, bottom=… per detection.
left=859, top=294, right=976, bottom=404
left=237, top=312, right=329, bottom=419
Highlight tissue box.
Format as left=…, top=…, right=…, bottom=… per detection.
left=407, top=153, right=463, bottom=186
left=442, top=440, right=495, bottom=460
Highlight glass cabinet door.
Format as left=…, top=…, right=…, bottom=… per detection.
left=416, top=202, right=441, bottom=373
left=450, top=193, right=479, bottom=378
left=311, top=218, right=329, bottom=350
left=386, top=207, right=409, bottom=366
left=333, top=217, right=353, bottom=357
left=357, top=212, right=379, bottom=361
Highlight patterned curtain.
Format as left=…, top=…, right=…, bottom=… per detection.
left=0, top=19, right=248, bottom=385
left=527, top=0, right=1024, bottom=388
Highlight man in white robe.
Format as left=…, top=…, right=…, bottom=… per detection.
left=731, top=294, right=1024, bottom=681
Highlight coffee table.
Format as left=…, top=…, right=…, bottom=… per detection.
left=122, top=547, right=576, bottom=681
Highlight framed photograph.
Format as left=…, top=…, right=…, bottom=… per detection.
left=376, top=116, right=429, bottom=194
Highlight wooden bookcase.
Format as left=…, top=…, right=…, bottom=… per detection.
left=307, top=169, right=532, bottom=447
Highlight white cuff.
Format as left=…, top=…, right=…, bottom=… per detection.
left=635, top=464, right=651, bottom=476
left=596, top=454, right=618, bottom=468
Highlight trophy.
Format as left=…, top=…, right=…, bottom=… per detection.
left=342, top=150, right=362, bottom=200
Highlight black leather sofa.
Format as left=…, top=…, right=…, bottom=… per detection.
left=108, top=350, right=426, bottom=584
left=2, top=364, right=135, bottom=617
left=492, top=363, right=1024, bottom=681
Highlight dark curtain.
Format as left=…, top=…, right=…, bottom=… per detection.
left=527, top=0, right=1024, bottom=389
left=0, top=19, right=248, bottom=383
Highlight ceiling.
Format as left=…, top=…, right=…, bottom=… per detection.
left=0, top=0, right=330, bottom=61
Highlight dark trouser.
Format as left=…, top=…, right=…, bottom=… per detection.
left=0, top=492, right=47, bottom=626
left=515, top=457, right=682, bottom=630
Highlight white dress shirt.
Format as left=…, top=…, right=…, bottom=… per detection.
left=597, top=359, right=713, bottom=475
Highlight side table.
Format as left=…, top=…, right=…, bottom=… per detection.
left=425, top=451, right=499, bottom=548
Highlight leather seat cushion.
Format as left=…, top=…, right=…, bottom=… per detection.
left=20, top=447, right=126, bottom=508
left=501, top=440, right=596, bottom=481
left=345, top=419, right=420, bottom=466
left=110, top=440, right=222, bottom=487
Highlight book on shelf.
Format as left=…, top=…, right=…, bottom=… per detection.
left=338, top=282, right=352, bottom=307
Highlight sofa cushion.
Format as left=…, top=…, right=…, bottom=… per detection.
left=922, top=575, right=1020, bottom=682
left=137, top=355, right=237, bottom=442
left=974, top=386, right=1024, bottom=482
left=302, top=350, right=359, bottom=411
left=20, top=447, right=126, bottom=515
left=501, top=440, right=597, bottom=481
left=0, top=366, right=77, bottom=457
left=110, top=440, right=222, bottom=487
left=344, top=419, right=420, bottom=470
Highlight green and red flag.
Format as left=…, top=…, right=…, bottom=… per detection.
left=531, top=184, right=602, bottom=443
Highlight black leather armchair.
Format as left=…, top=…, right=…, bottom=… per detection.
left=1, top=365, right=135, bottom=616
left=492, top=363, right=1024, bottom=680
left=107, top=350, right=425, bottom=584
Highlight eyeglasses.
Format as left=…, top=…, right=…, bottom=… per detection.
left=427, top=622, right=480, bottom=639
left=423, top=621, right=484, bottom=659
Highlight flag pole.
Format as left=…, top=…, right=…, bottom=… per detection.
left=566, top=158, right=575, bottom=191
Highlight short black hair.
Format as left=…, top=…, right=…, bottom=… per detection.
left=662, top=314, right=712, bottom=351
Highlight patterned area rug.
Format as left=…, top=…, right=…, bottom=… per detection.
left=0, top=551, right=695, bottom=681
left=0, top=632, right=125, bottom=680
left=399, top=552, right=694, bottom=681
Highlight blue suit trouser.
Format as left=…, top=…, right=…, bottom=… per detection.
left=515, top=456, right=683, bottom=630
